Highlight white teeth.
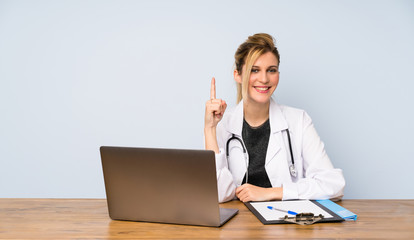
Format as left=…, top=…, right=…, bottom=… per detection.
left=255, top=87, right=270, bottom=91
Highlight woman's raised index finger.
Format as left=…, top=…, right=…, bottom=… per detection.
left=210, top=77, right=216, bottom=100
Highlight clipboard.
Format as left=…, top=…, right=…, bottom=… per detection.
left=245, top=200, right=345, bottom=224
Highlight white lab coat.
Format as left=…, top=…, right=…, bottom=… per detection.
left=214, top=99, right=345, bottom=203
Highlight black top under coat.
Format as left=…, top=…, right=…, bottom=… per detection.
left=242, top=118, right=272, bottom=188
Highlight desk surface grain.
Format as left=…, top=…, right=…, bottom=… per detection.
left=0, top=199, right=413, bottom=239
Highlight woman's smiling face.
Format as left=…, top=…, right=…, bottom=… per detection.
left=244, top=51, right=280, bottom=105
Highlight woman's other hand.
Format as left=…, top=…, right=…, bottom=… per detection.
left=236, top=184, right=283, bottom=202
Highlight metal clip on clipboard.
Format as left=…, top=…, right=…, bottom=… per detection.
left=280, top=213, right=324, bottom=225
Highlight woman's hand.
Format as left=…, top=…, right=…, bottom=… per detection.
left=205, top=77, right=227, bottom=129
left=236, top=184, right=283, bottom=202
left=204, top=77, right=227, bottom=153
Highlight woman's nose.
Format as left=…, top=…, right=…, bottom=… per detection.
left=259, top=72, right=269, bottom=83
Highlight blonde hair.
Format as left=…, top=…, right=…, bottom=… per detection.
left=234, top=33, right=280, bottom=103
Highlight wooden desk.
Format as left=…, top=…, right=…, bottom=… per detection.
left=0, top=199, right=413, bottom=239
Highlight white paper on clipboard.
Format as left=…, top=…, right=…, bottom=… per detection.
left=250, top=200, right=333, bottom=221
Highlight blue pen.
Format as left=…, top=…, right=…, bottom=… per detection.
left=267, top=206, right=298, bottom=215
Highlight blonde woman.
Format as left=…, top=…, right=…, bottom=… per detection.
left=205, top=33, right=345, bottom=203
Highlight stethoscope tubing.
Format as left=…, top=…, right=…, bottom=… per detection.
left=225, top=129, right=297, bottom=182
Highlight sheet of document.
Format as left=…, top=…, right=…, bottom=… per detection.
left=250, top=200, right=333, bottom=221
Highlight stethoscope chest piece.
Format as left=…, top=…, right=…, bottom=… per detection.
left=289, top=164, right=297, bottom=178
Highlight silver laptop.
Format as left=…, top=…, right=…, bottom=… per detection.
left=100, top=146, right=238, bottom=227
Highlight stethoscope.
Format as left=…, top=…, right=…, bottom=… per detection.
left=226, top=129, right=297, bottom=184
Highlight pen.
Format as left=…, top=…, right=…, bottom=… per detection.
left=267, top=206, right=298, bottom=215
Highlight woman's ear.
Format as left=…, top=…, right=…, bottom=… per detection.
left=234, top=70, right=242, bottom=84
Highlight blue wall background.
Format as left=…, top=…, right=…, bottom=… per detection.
left=1, top=0, right=413, bottom=198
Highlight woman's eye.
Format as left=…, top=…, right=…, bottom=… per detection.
left=251, top=69, right=259, bottom=73
left=268, top=68, right=278, bottom=73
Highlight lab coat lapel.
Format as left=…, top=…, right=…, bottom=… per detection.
left=265, top=99, right=288, bottom=165
left=225, top=101, right=246, bottom=183
left=227, top=100, right=244, bottom=136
